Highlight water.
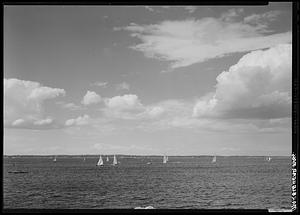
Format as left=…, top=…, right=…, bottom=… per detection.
left=3, top=156, right=291, bottom=209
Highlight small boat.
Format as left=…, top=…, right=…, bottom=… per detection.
left=147, top=162, right=151, bottom=165
left=106, top=156, right=109, bottom=162
left=266, top=156, right=272, bottom=162
left=163, top=155, right=168, bottom=164
left=96, top=155, right=104, bottom=166
left=8, top=171, right=29, bottom=174
left=8, top=162, right=28, bottom=174
left=212, top=155, right=217, bottom=163
left=53, top=156, right=57, bottom=162
left=112, top=155, right=118, bottom=166
left=83, top=157, right=86, bottom=162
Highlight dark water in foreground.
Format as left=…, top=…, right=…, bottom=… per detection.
left=3, top=156, right=291, bottom=209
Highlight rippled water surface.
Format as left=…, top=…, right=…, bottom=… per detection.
left=3, top=156, right=291, bottom=209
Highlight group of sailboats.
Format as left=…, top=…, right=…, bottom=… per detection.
left=96, top=155, right=117, bottom=167
left=51, top=155, right=272, bottom=166
left=51, top=155, right=117, bottom=166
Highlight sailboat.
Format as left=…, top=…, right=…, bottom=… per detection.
left=96, top=155, right=104, bottom=166
left=266, top=156, right=272, bottom=162
left=163, top=155, right=168, bottom=164
left=83, top=157, right=86, bottom=162
left=106, top=156, right=109, bottom=162
left=112, top=155, right=118, bottom=166
left=212, top=155, right=217, bottom=163
left=53, top=156, right=57, bottom=162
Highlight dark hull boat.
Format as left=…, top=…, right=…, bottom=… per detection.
left=8, top=171, right=28, bottom=174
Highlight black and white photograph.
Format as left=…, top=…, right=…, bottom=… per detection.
left=3, top=2, right=296, bottom=211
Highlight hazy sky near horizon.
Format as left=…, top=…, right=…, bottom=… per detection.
left=4, top=3, right=292, bottom=155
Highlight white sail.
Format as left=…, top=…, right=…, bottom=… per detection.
left=212, top=156, right=216, bottom=163
left=266, top=156, right=272, bottom=162
left=113, top=155, right=117, bottom=165
left=106, top=156, right=109, bottom=162
left=163, top=155, right=167, bottom=164
left=53, top=156, right=57, bottom=162
left=83, top=157, right=86, bottom=161
left=97, top=155, right=103, bottom=166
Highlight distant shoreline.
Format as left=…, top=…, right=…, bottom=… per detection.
left=3, top=155, right=291, bottom=158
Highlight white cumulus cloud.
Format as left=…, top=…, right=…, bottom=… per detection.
left=65, top=114, right=90, bottom=126
left=33, top=118, right=53, bottom=126
left=12, top=119, right=25, bottom=126
left=193, top=44, right=292, bottom=119
left=81, top=91, right=102, bottom=106
left=103, top=94, right=146, bottom=119
left=4, top=78, right=65, bottom=128
left=105, top=94, right=143, bottom=110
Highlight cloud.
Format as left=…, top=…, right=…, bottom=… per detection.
left=116, top=10, right=291, bottom=69
left=193, top=44, right=292, bottom=119
left=134, top=99, right=193, bottom=123
left=244, top=10, right=281, bottom=25
left=145, top=6, right=154, bottom=12
left=65, top=114, right=90, bottom=127
left=105, top=94, right=142, bottom=110
left=147, top=99, right=192, bottom=119
left=136, top=114, right=259, bottom=133
left=4, top=78, right=65, bottom=128
left=91, top=81, right=108, bottom=88
left=93, top=142, right=157, bottom=154
left=9, top=117, right=57, bottom=129
left=33, top=118, right=53, bottom=126
left=81, top=91, right=102, bottom=106
left=184, top=6, right=197, bottom=13
left=103, top=94, right=154, bottom=120
left=220, top=8, right=244, bottom=22
left=56, top=102, right=82, bottom=111
left=27, top=87, right=65, bottom=100
left=145, top=106, right=165, bottom=118
left=101, top=93, right=178, bottom=120
left=12, top=119, right=25, bottom=126
left=115, top=82, right=130, bottom=91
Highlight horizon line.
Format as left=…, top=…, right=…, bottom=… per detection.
left=3, top=154, right=291, bottom=157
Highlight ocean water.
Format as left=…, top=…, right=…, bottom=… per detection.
left=3, top=156, right=291, bottom=209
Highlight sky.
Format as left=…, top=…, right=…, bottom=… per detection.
left=4, top=3, right=292, bottom=156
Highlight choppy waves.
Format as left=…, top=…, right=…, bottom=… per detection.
left=3, top=156, right=291, bottom=209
